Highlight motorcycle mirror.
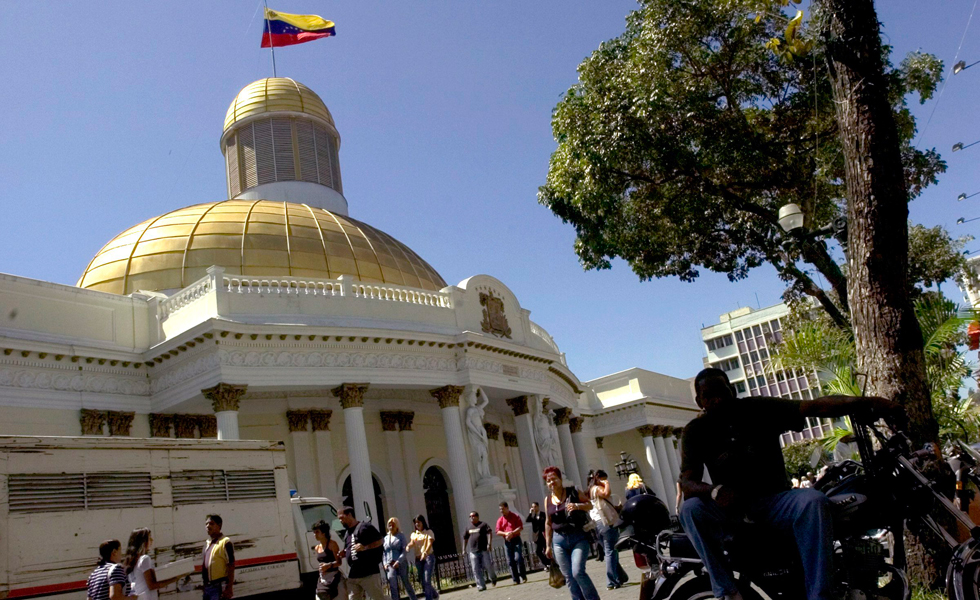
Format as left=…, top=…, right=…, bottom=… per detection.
left=809, top=446, right=823, bottom=468
left=839, top=434, right=856, bottom=444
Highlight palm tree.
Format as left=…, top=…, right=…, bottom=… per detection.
left=770, top=294, right=978, bottom=449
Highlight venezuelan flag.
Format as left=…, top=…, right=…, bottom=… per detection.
left=262, top=8, right=335, bottom=48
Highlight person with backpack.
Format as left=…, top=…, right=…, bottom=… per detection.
left=86, top=539, right=133, bottom=600
left=589, top=470, right=628, bottom=589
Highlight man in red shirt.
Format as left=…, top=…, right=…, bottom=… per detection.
left=495, top=502, right=527, bottom=584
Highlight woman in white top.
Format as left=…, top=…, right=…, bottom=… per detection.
left=123, top=528, right=181, bottom=600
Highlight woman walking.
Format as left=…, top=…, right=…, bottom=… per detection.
left=544, top=466, right=601, bottom=600
left=624, top=473, right=653, bottom=500
left=589, top=470, right=628, bottom=589
left=407, top=515, right=438, bottom=600
left=123, top=529, right=180, bottom=600
left=384, top=518, right=418, bottom=600
left=86, top=539, right=132, bottom=600
left=312, top=519, right=346, bottom=600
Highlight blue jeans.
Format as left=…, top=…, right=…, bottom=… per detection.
left=468, top=550, right=496, bottom=590
left=385, top=561, right=417, bottom=600
left=416, top=555, right=438, bottom=600
left=552, top=530, right=600, bottom=600
left=679, top=488, right=834, bottom=600
left=504, top=538, right=526, bottom=583
left=597, top=523, right=628, bottom=587
left=202, top=580, right=226, bottom=600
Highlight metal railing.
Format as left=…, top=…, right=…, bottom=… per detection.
left=379, top=542, right=546, bottom=597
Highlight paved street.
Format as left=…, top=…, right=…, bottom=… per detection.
left=440, top=552, right=645, bottom=600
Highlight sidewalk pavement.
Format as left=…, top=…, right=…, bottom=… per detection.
left=439, top=552, right=645, bottom=600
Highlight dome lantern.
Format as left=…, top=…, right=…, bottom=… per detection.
left=221, top=78, right=347, bottom=214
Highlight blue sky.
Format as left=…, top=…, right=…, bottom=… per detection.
left=1, top=1, right=978, bottom=382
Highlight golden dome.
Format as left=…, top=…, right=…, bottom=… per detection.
left=78, top=200, right=446, bottom=296
left=224, top=78, right=334, bottom=133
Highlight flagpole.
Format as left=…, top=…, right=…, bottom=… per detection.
left=263, top=0, right=277, bottom=77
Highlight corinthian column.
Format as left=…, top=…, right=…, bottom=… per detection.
left=662, top=427, right=681, bottom=482
left=398, top=412, right=426, bottom=518
left=507, top=395, right=546, bottom=503
left=503, top=432, right=529, bottom=514
left=484, top=423, right=503, bottom=479
left=334, top=383, right=378, bottom=524
left=638, top=425, right=669, bottom=503
left=310, top=410, right=338, bottom=501
left=287, top=410, right=316, bottom=497
left=431, top=385, right=476, bottom=535
left=381, top=411, right=411, bottom=523
left=203, top=383, right=247, bottom=440
left=568, top=417, right=592, bottom=488
left=553, top=408, right=582, bottom=488
left=652, top=427, right=677, bottom=515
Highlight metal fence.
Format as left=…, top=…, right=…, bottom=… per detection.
left=380, top=541, right=546, bottom=597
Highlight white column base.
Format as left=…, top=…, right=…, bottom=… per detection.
left=215, top=411, right=239, bottom=440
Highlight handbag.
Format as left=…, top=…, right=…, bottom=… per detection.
left=548, top=560, right=566, bottom=589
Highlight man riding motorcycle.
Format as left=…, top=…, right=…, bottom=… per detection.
left=679, top=368, right=904, bottom=600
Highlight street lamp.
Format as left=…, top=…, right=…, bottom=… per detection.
left=954, top=59, right=980, bottom=74
left=614, top=451, right=638, bottom=480
left=959, top=192, right=980, bottom=202
left=957, top=217, right=980, bottom=225
left=953, top=141, right=980, bottom=152
left=778, top=202, right=848, bottom=249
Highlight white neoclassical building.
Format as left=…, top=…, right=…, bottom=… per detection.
left=0, top=78, right=698, bottom=552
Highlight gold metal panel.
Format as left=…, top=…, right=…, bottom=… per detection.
left=128, top=269, right=183, bottom=292
left=325, top=242, right=355, bottom=258
left=289, top=237, right=325, bottom=254
left=328, top=256, right=358, bottom=276
left=184, top=249, right=242, bottom=268
left=289, top=252, right=329, bottom=269
left=187, top=234, right=242, bottom=249
left=128, top=253, right=184, bottom=273
left=191, top=222, right=245, bottom=235
left=131, top=237, right=189, bottom=256
left=244, top=234, right=289, bottom=251
left=357, top=262, right=384, bottom=282
left=79, top=200, right=446, bottom=295
left=243, top=248, right=290, bottom=266
left=224, top=78, right=334, bottom=132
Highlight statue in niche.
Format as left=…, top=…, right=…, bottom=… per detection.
left=465, top=387, right=494, bottom=484
left=533, top=397, right=562, bottom=470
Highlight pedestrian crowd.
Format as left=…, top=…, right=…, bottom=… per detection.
left=85, top=465, right=656, bottom=600
left=86, top=514, right=234, bottom=600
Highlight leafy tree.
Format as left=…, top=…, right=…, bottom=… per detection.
left=907, top=223, right=972, bottom=296
left=539, top=0, right=944, bottom=331
left=771, top=295, right=977, bottom=447
left=781, top=438, right=829, bottom=479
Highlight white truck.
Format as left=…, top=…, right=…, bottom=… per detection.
left=0, top=436, right=339, bottom=600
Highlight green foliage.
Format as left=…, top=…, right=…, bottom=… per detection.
left=910, top=586, right=946, bottom=600
left=782, top=438, right=828, bottom=479
left=771, top=294, right=979, bottom=445
left=907, top=223, right=972, bottom=295
left=539, top=0, right=945, bottom=323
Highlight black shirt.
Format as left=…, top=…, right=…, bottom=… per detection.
left=463, top=521, right=492, bottom=553
left=526, top=510, right=546, bottom=536
left=681, top=396, right=805, bottom=502
left=345, top=521, right=383, bottom=579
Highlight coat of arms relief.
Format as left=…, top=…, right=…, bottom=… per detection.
left=479, top=291, right=512, bottom=339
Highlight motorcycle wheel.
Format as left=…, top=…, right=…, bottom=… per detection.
left=951, top=558, right=980, bottom=600
left=664, top=576, right=767, bottom=600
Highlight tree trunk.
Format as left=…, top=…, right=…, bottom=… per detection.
left=822, top=0, right=937, bottom=449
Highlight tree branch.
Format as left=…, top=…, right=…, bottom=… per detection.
left=779, top=261, right=850, bottom=330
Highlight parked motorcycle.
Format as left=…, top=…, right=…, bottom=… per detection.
left=618, top=418, right=980, bottom=600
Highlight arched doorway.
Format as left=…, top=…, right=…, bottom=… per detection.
left=342, top=474, right=386, bottom=526
left=423, top=466, right=457, bottom=557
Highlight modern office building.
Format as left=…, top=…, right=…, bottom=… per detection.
left=700, top=303, right=832, bottom=445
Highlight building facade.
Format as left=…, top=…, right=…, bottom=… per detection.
left=0, top=78, right=698, bottom=555
left=701, top=304, right=832, bottom=445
